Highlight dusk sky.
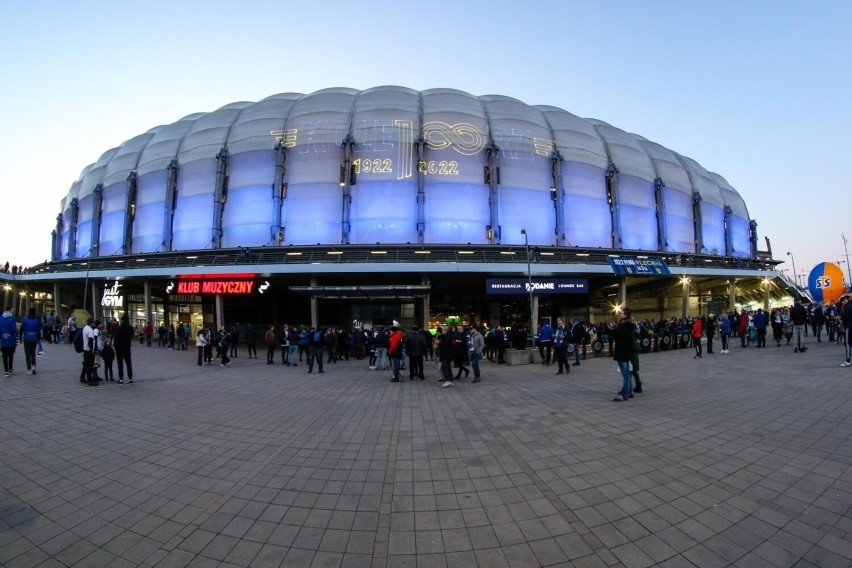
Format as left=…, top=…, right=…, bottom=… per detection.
left=2, top=0, right=849, bottom=285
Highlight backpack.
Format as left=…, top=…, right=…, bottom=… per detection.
left=313, top=331, right=322, bottom=343
left=74, top=328, right=84, bottom=353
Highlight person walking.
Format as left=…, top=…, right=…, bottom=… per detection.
left=387, top=326, right=403, bottom=382
left=610, top=308, right=636, bottom=402
left=113, top=314, right=135, bottom=384
left=19, top=307, right=40, bottom=375
left=0, top=306, right=17, bottom=377
left=538, top=319, right=553, bottom=365
left=469, top=327, right=484, bottom=383
left=437, top=326, right=455, bottom=388
left=452, top=325, right=470, bottom=379
left=216, top=329, right=231, bottom=366
left=264, top=325, right=277, bottom=364
left=404, top=325, right=427, bottom=380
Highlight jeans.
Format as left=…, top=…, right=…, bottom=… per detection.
left=391, top=356, right=402, bottom=380
left=408, top=355, right=424, bottom=378
left=793, top=325, right=805, bottom=349
left=197, top=346, right=204, bottom=366
left=470, top=352, right=482, bottom=378
left=375, top=347, right=388, bottom=370
left=289, top=344, right=300, bottom=365
left=23, top=341, right=37, bottom=370
left=308, top=347, right=323, bottom=372
left=618, top=361, right=632, bottom=397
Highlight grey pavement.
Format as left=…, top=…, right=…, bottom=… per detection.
left=1, top=335, right=851, bottom=567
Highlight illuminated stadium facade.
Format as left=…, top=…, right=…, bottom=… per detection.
left=9, top=87, right=792, bottom=332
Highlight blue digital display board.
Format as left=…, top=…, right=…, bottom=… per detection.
left=607, top=256, right=671, bottom=275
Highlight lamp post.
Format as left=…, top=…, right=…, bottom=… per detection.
left=81, top=247, right=93, bottom=317
left=521, top=228, right=534, bottom=340
left=843, top=233, right=852, bottom=291
left=786, top=251, right=798, bottom=289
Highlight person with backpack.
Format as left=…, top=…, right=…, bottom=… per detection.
left=307, top=326, right=325, bottom=374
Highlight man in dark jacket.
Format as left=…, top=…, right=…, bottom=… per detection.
left=790, top=299, right=808, bottom=353
left=437, top=326, right=455, bottom=387
left=840, top=296, right=852, bottom=366
left=307, top=327, right=324, bottom=373
left=610, top=308, right=637, bottom=402
left=404, top=325, right=427, bottom=380
left=113, top=314, right=135, bottom=384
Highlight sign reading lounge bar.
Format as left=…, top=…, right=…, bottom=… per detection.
left=486, top=278, right=588, bottom=295
left=607, top=256, right=671, bottom=275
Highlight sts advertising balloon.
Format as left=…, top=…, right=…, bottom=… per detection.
left=808, top=262, right=847, bottom=303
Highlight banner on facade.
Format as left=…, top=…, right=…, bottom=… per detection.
left=486, top=278, right=588, bottom=295
left=607, top=256, right=671, bottom=275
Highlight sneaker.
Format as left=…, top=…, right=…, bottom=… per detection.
left=128, top=379, right=134, bottom=384
left=442, top=381, right=453, bottom=388
left=4, top=372, right=9, bottom=377
left=31, top=369, right=36, bottom=375
left=369, top=366, right=376, bottom=370
left=842, top=361, right=851, bottom=367
left=117, top=379, right=123, bottom=384
left=26, top=369, right=32, bottom=375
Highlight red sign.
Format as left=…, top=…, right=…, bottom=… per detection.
left=176, top=281, right=256, bottom=295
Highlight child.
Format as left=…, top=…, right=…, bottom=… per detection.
left=101, top=338, right=116, bottom=381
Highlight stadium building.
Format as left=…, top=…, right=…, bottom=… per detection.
left=4, top=87, right=795, bottom=334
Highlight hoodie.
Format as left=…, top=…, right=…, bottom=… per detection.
left=0, top=311, right=18, bottom=348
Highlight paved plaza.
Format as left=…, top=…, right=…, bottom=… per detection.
left=1, top=334, right=851, bottom=567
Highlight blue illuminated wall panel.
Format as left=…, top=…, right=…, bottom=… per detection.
left=562, top=162, right=611, bottom=248
left=617, top=175, right=658, bottom=251
left=662, top=186, right=694, bottom=252
left=132, top=170, right=168, bottom=254
left=98, top=181, right=127, bottom=256
left=75, top=194, right=94, bottom=257
left=423, top=182, right=490, bottom=244
left=222, top=150, right=276, bottom=247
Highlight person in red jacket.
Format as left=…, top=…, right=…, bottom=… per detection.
left=738, top=309, right=750, bottom=347
left=692, top=317, right=703, bottom=359
left=387, top=327, right=404, bottom=382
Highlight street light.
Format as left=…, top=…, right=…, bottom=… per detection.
left=521, top=228, right=533, bottom=340
left=786, top=251, right=798, bottom=288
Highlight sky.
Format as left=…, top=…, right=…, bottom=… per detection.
left=1, top=0, right=850, bottom=286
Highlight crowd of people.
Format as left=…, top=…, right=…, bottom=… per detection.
left=2, top=296, right=850, bottom=397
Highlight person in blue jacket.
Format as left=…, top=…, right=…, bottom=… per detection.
left=19, top=307, right=42, bottom=375
left=719, top=312, right=732, bottom=354
left=538, top=318, right=554, bottom=365
left=0, top=306, right=18, bottom=376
